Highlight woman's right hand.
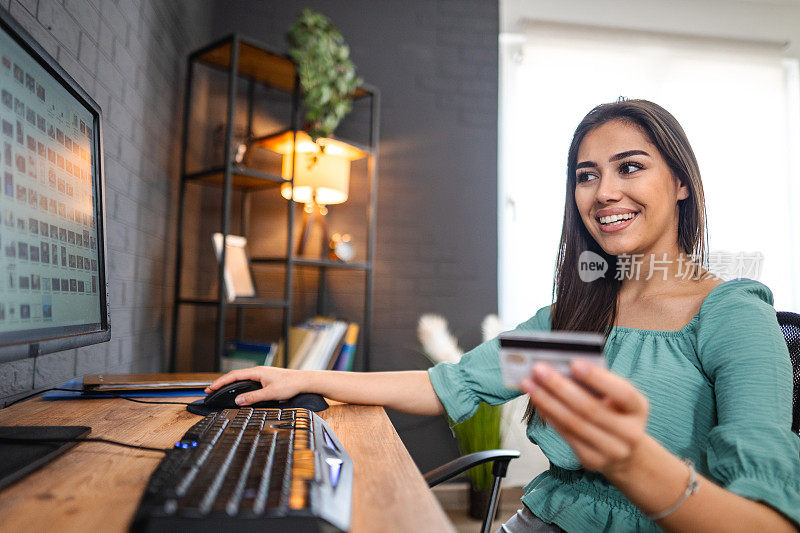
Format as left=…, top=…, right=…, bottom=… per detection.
left=206, top=368, right=444, bottom=415
left=205, top=366, right=305, bottom=406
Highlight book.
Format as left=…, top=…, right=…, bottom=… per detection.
left=276, top=327, right=316, bottom=369
left=299, top=320, right=347, bottom=370
left=221, top=341, right=276, bottom=372
left=277, top=318, right=353, bottom=370
left=297, top=325, right=329, bottom=370
left=326, top=327, right=349, bottom=370
left=332, top=323, right=359, bottom=371
left=325, top=321, right=349, bottom=369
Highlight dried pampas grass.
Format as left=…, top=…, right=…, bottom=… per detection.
left=418, top=314, right=506, bottom=364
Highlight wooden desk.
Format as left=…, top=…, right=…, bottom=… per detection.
left=0, top=396, right=455, bottom=533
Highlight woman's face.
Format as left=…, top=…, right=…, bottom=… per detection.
left=573, top=120, right=689, bottom=258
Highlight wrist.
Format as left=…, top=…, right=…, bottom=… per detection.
left=601, top=433, right=657, bottom=482
left=300, top=369, right=319, bottom=393
left=602, top=435, right=698, bottom=519
left=645, top=458, right=699, bottom=521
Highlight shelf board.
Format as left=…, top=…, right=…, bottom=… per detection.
left=250, top=128, right=375, bottom=157
left=178, top=298, right=289, bottom=308
left=193, top=35, right=370, bottom=98
left=183, top=166, right=288, bottom=189
left=251, top=257, right=371, bottom=270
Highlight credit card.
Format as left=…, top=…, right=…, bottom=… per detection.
left=499, top=330, right=606, bottom=389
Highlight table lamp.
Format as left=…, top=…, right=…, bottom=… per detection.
left=262, top=131, right=367, bottom=256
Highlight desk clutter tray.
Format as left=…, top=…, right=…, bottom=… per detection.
left=82, top=373, right=220, bottom=391
left=41, top=379, right=206, bottom=400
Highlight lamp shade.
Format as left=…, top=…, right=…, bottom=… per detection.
left=261, top=131, right=367, bottom=205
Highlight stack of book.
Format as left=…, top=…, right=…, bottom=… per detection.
left=221, top=341, right=277, bottom=373
left=279, top=317, right=359, bottom=371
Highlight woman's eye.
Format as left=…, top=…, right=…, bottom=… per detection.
left=576, top=172, right=596, bottom=183
left=620, top=162, right=642, bottom=174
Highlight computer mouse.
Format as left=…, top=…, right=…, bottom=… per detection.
left=193, top=379, right=329, bottom=413
left=202, top=380, right=262, bottom=408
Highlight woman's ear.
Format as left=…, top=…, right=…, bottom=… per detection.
left=677, top=180, right=690, bottom=201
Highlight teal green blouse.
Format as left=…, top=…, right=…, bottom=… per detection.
left=428, top=278, right=800, bottom=531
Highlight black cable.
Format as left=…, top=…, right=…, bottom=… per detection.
left=0, top=435, right=169, bottom=453
left=75, top=390, right=192, bottom=405
left=2, top=387, right=198, bottom=455
left=4, top=387, right=194, bottom=408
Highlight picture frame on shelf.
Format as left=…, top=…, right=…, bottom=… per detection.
left=211, top=233, right=256, bottom=302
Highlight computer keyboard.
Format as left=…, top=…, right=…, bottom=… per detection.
left=131, top=408, right=352, bottom=533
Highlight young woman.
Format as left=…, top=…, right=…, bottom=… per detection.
left=206, top=100, right=800, bottom=532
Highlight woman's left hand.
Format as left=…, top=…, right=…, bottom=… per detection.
left=521, top=360, right=650, bottom=476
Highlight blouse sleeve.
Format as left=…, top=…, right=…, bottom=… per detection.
left=695, top=280, right=800, bottom=526
left=427, top=305, right=551, bottom=423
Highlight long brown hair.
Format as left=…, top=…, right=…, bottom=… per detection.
left=523, top=99, right=709, bottom=424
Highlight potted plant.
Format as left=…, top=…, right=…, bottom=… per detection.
left=286, top=9, right=362, bottom=142
left=418, top=314, right=506, bottom=519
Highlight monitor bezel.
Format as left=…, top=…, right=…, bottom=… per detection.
left=0, top=6, right=111, bottom=363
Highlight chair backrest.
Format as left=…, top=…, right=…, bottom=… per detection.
left=776, top=311, right=800, bottom=436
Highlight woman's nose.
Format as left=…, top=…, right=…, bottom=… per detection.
left=594, top=175, right=623, bottom=203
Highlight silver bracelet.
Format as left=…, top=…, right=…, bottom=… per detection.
left=646, top=458, right=700, bottom=521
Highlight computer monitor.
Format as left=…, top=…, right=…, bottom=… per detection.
left=0, top=7, right=110, bottom=363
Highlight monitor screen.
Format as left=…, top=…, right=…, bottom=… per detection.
left=0, top=9, right=109, bottom=362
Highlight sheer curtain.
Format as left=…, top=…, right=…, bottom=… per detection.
left=499, top=23, right=800, bottom=328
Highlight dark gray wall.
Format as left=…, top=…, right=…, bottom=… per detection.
left=0, top=0, right=211, bottom=404
left=207, top=0, right=499, bottom=472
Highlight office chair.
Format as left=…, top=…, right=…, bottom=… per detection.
left=424, top=448, right=520, bottom=533
left=776, top=311, right=800, bottom=436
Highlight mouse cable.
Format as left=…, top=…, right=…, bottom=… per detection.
left=0, top=435, right=169, bottom=453
left=4, top=387, right=193, bottom=409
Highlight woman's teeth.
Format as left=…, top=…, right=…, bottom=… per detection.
left=599, top=213, right=637, bottom=225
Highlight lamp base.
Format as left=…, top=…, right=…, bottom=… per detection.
left=297, top=203, right=329, bottom=257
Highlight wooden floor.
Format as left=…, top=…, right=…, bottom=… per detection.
left=445, top=508, right=517, bottom=533
left=433, top=483, right=522, bottom=533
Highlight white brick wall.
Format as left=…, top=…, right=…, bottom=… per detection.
left=0, top=0, right=211, bottom=404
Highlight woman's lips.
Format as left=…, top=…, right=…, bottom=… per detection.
left=598, top=213, right=639, bottom=233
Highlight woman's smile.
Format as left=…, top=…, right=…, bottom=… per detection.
left=598, top=211, right=639, bottom=232
left=595, top=207, right=641, bottom=233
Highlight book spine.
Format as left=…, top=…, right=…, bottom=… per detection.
left=294, top=323, right=329, bottom=370
left=321, top=321, right=348, bottom=370
left=289, top=327, right=319, bottom=370
left=300, top=321, right=342, bottom=370
left=332, top=323, right=359, bottom=371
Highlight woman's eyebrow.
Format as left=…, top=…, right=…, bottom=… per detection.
left=576, top=149, right=651, bottom=170
left=609, top=149, right=650, bottom=162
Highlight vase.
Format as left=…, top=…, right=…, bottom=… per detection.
left=468, top=485, right=502, bottom=521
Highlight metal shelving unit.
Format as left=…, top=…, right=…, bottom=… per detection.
left=168, top=34, right=379, bottom=372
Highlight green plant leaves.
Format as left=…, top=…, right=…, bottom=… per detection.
left=451, top=402, right=503, bottom=490
left=287, top=9, right=363, bottom=141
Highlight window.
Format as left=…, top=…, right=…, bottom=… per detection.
left=499, top=23, right=800, bottom=325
